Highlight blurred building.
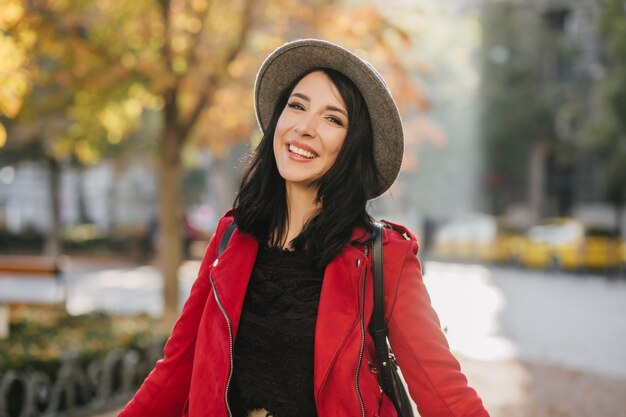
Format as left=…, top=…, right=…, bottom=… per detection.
left=479, top=0, right=625, bottom=231
left=0, top=140, right=249, bottom=239
left=0, top=159, right=156, bottom=234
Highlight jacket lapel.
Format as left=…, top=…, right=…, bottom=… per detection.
left=314, top=244, right=369, bottom=396
left=209, top=229, right=259, bottom=336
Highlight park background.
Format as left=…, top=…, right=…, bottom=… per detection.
left=1, top=0, right=626, bottom=416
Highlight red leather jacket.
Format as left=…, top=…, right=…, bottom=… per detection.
left=119, top=214, right=489, bottom=417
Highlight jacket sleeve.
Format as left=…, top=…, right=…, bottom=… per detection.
left=386, top=237, right=490, bottom=417
left=118, top=219, right=229, bottom=417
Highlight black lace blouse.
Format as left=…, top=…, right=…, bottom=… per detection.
left=229, top=244, right=323, bottom=417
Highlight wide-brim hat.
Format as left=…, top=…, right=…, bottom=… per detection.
left=254, top=39, right=404, bottom=199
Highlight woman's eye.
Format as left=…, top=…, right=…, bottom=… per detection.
left=327, top=115, right=345, bottom=127
left=287, top=102, right=304, bottom=110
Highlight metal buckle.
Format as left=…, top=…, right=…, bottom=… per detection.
left=367, top=359, right=380, bottom=374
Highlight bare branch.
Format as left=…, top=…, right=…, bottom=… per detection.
left=178, top=0, right=255, bottom=143
left=177, top=75, right=216, bottom=145
left=159, top=0, right=175, bottom=77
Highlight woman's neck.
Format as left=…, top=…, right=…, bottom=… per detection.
left=281, top=183, right=319, bottom=249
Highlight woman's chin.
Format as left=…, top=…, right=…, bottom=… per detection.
left=277, top=167, right=315, bottom=183
left=280, top=175, right=319, bottom=190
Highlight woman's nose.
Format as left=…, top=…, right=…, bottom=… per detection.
left=294, top=116, right=316, bottom=137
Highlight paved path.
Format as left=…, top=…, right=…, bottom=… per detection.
left=424, top=262, right=626, bottom=379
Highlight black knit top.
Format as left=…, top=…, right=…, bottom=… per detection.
left=229, top=244, right=323, bottom=417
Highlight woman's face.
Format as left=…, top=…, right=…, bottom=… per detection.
left=273, top=71, right=348, bottom=190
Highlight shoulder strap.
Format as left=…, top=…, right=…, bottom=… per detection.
left=217, top=221, right=237, bottom=257
left=371, top=223, right=415, bottom=417
left=371, top=223, right=389, bottom=366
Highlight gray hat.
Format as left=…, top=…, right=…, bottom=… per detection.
left=254, top=39, right=404, bottom=199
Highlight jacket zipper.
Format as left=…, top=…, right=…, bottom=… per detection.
left=354, top=247, right=368, bottom=417
left=210, top=275, right=234, bottom=417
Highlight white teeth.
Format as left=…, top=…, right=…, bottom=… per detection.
left=289, top=144, right=316, bottom=159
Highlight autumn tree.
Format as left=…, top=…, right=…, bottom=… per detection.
left=6, top=0, right=428, bottom=330
left=0, top=1, right=32, bottom=145
left=6, top=0, right=256, bottom=329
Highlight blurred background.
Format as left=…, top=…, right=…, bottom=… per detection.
left=1, top=0, right=625, bottom=416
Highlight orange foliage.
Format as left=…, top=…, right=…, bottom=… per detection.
left=5, top=0, right=435, bottom=163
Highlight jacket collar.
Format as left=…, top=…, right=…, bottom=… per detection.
left=349, top=224, right=391, bottom=245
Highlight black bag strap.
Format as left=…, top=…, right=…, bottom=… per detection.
left=217, top=221, right=237, bottom=257
left=371, top=223, right=415, bottom=417
left=371, top=223, right=389, bottom=365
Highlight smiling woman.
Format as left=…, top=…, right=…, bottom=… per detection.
left=118, top=39, right=490, bottom=417
left=274, top=71, right=348, bottom=187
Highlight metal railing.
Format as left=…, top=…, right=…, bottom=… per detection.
left=0, top=338, right=164, bottom=417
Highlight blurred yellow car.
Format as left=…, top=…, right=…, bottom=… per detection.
left=520, top=218, right=621, bottom=271
left=582, top=227, right=622, bottom=270
left=473, top=218, right=527, bottom=264
left=520, top=223, right=559, bottom=269
left=432, top=214, right=526, bottom=264
left=432, top=214, right=493, bottom=261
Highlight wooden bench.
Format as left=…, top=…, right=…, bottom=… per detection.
left=0, top=255, right=66, bottom=338
left=0, top=255, right=62, bottom=276
left=0, top=255, right=66, bottom=301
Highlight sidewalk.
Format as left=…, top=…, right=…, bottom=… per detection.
left=463, top=357, right=626, bottom=417
left=92, top=409, right=121, bottom=417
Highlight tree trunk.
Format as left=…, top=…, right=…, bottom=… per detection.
left=159, top=125, right=183, bottom=332
left=45, top=157, right=62, bottom=257
left=528, top=141, right=547, bottom=225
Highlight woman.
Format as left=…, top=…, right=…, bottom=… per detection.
left=119, top=39, right=489, bottom=417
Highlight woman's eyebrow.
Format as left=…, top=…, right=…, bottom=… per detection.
left=326, top=105, right=348, bottom=117
left=290, top=92, right=310, bottom=101
left=290, top=92, right=348, bottom=117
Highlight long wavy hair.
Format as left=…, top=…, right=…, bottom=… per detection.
left=233, top=68, right=378, bottom=270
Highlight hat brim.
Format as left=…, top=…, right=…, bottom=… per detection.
left=254, top=39, right=404, bottom=199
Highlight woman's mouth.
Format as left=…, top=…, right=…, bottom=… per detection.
left=288, top=144, right=317, bottom=159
